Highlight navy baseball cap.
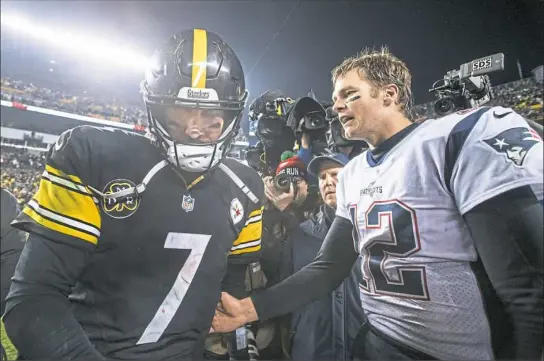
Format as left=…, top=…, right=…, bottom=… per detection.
left=307, top=153, right=349, bottom=177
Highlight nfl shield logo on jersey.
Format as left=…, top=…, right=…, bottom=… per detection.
left=182, top=194, right=195, bottom=212
left=230, top=198, right=244, bottom=225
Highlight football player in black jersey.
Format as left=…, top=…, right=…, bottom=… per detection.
left=2, top=29, right=264, bottom=360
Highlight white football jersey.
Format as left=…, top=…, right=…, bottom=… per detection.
left=336, top=106, right=543, bottom=360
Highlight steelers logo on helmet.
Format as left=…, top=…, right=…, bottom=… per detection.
left=141, top=28, right=248, bottom=173
left=101, top=179, right=141, bottom=219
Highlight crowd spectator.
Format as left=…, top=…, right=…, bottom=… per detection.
left=0, top=148, right=44, bottom=205
left=1, top=77, right=148, bottom=126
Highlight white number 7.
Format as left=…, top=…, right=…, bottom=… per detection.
left=137, top=232, right=212, bottom=345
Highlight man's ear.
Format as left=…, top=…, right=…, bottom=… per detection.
left=383, top=83, right=400, bottom=107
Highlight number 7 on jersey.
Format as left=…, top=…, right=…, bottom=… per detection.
left=137, top=232, right=211, bottom=344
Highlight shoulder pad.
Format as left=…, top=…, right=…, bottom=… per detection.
left=53, top=125, right=144, bottom=151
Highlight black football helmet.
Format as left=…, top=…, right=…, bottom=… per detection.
left=141, top=29, right=248, bottom=172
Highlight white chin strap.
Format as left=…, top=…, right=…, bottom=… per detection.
left=166, top=142, right=223, bottom=172
left=156, top=119, right=236, bottom=173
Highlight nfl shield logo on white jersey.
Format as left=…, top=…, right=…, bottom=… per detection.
left=182, top=194, right=195, bottom=212
left=230, top=198, right=244, bottom=225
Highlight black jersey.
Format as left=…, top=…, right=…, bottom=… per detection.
left=10, top=126, right=264, bottom=359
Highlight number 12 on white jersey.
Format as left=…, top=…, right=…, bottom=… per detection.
left=349, top=200, right=429, bottom=300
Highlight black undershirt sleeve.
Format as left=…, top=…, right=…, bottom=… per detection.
left=463, top=186, right=543, bottom=360
left=251, top=216, right=357, bottom=321
left=3, top=233, right=105, bottom=360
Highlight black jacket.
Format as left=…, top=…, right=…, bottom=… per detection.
left=1, top=189, right=25, bottom=315
left=288, top=204, right=365, bottom=361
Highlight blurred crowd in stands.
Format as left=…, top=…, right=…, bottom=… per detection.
left=2, top=75, right=543, bottom=129
left=0, top=148, right=44, bottom=205
left=1, top=77, right=148, bottom=126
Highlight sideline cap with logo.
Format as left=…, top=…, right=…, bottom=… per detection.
left=307, top=153, right=349, bottom=177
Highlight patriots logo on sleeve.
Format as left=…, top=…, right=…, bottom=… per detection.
left=483, top=127, right=542, bottom=166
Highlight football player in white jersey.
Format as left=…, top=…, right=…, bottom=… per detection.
left=212, top=48, right=543, bottom=360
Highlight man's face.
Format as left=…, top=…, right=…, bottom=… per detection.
left=165, top=107, right=226, bottom=144
left=318, top=161, right=342, bottom=208
left=332, top=69, right=384, bottom=140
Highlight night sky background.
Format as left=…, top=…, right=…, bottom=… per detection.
left=1, top=0, right=542, bottom=132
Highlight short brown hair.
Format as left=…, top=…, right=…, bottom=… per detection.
left=331, top=46, right=413, bottom=116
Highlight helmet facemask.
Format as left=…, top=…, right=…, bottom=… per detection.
left=141, top=28, right=249, bottom=173
left=143, top=86, right=248, bottom=173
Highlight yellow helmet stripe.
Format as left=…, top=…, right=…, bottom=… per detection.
left=191, top=29, right=208, bottom=88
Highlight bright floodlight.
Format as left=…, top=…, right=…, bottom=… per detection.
left=1, top=12, right=150, bottom=72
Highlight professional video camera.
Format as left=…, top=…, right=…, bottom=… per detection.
left=285, top=96, right=328, bottom=135
left=429, top=53, right=505, bottom=116
left=284, top=93, right=330, bottom=155
left=325, top=107, right=368, bottom=153
left=248, top=90, right=297, bottom=175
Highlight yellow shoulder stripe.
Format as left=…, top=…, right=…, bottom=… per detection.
left=45, top=164, right=84, bottom=184
left=248, top=206, right=264, bottom=218
left=23, top=166, right=101, bottom=245
left=229, top=244, right=261, bottom=256
left=232, top=222, right=261, bottom=247
left=230, top=206, right=263, bottom=256
left=23, top=206, right=98, bottom=244
left=34, top=177, right=101, bottom=230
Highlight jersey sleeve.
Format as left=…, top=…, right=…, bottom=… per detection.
left=228, top=168, right=264, bottom=262
left=446, top=106, right=543, bottom=215
left=335, top=168, right=350, bottom=220
left=11, top=127, right=102, bottom=248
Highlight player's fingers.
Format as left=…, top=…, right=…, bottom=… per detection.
left=212, top=313, right=230, bottom=333
left=220, top=292, right=231, bottom=303
left=221, top=292, right=241, bottom=312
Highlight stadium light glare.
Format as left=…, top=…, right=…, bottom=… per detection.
left=1, top=12, right=150, bottom=73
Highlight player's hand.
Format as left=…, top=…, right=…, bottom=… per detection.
left=263, top=176, right=295, bottom=211
left=212, top=292, right=256, bottom=333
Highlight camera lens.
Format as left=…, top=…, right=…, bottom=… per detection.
left=434, top=97, right=456, bottom=117
left=274, top=174, right=291, bottom=193
left=304, top=113, right=325, bottom=130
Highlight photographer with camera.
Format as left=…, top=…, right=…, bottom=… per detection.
left=285, top=95, right=331, bottom=167
left=275, top=153, right=365, bottom=361
left=247, top=90, right=297, bottom=176
left=260, top=152, right=309, bottom=284
left=237, top=151, right=308, bottom=360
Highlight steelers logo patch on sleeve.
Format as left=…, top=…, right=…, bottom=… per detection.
left=101, top=179, right=141, bottom=219
left=230, top=198, right=244, bottom=225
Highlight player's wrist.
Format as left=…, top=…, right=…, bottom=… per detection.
left=241, top=297, right=258, bottom=323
